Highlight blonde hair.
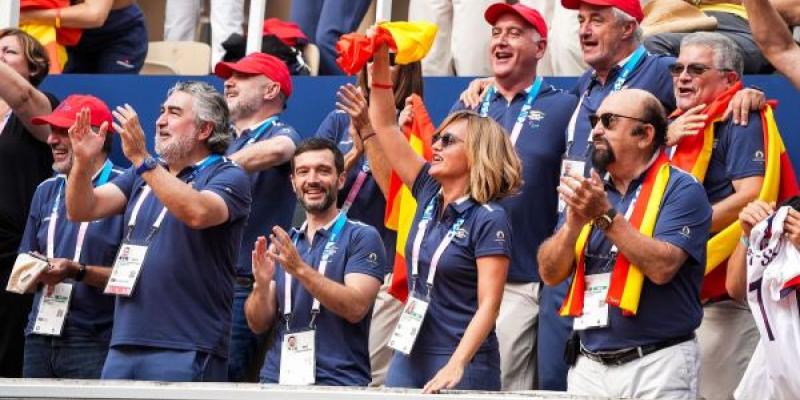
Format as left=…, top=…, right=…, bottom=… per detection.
left=436, top=111, right=523, bottom=204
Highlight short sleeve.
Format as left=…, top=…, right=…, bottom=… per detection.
left=471, top=204, right=513, bottom=259
left=449, top=98, right=468, bottom=115
left=202, top=163, right=252, bottom=223
left=314, top=110, right=348, bottom=143
left=723, top=113, right=766, bottom=181
left=411, top=163, right=440, bottom=203
left=110, top=167, right=137, bottom=199
left=343, top=224, right=386, bottom=282
left=271, top=123, right=302, bottom=146
left=653, top=171, right=712, bottom=265
left=18, top=187, right=44, bottom=254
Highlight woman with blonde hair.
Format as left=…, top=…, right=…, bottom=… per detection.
left=368, top=40, right=521, bottom=393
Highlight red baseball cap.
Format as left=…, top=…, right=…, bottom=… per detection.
left=31, top=94, right=113, bottom=132
left=561, top=0, right=644, bottom=23
left=485, top=3, right=548, bottom=39
left=214, top=52, right=293, bottom=98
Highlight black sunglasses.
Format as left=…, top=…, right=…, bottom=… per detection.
left=668, top=62, right=730, bottom=77
left=589, top=112, right=649, bottom=129
left=432, top=132, right=463, bottom=147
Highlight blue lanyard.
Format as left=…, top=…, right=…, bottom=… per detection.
left=245, top=116, right=279, bottom=146
left=479, top=76, right=544, bottom=145
left=185, top=154, right=223, bottom=182
left=612, top=45, right=647, bottom=92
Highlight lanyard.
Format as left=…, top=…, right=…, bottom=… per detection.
left=284, top=212, right=348, bottom=329
left=244, top=116, right=279, bottom=146
left=341, top=162, right=370, bottom=215
left=125, top=155, right=222, bottom=242
left=566, top=46, right=647, bottom=154
left=410, top=196, right=470, bottom=295
left=46, top=160, right=114, bottom=261
left=479, top=76, right=544, bottom=146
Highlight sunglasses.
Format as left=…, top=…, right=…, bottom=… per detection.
left=432, top=132, right=463, bottom=147
left=668, top=62, right=730, bottom=77
left=589, top=112, right=649, bottom=129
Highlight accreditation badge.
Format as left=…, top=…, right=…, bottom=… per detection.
left=573, top=272, right=611, bottom=330
left=32, top=282, right=73, bottom=336
left=388, top=294, right=429, bottom=355
left=104, top=242, right=149, bottom=297
left=559, top=156, right=588, bottom=213
left=279, top=329, right=316, bottom=385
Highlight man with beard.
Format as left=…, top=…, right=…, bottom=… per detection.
left=18, top=95, right=124, bottom=379
left=214, top=52, right=300, bottom=382
left=538, top=89, right=711, bottom=399
left=65, top=81, right=252, bottom=381
left=246, top=138, right=386, bottom=386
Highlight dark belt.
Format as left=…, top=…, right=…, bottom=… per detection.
left=580, top=333, right=695, bottom=366
left=235, top=276, right=254, bottom=288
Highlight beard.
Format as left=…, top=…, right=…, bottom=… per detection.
left=156, top=131, right=197, bottom=164
left=590, top=139, right=616, bottom=174
left=296, top=182, right=337, bottom=214
left=227, top=90, right=263, bottom=122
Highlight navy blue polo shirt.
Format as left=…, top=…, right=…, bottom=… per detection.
left=226, top=116, right=301, bottom=278
left=109, top=157, right=251, bottom=357
left=20, top=164, right=125, bottom=341
left=260, top=217, right=386, bottom=386
left=451, top=83, right=577, bottom=282
left=314, top=110, right=397, bottom=270
left=568, top=53, right=676, bottom=158
left=406, top=165, right=512, bottom=355
left=566, top=164, right=711, bottom=352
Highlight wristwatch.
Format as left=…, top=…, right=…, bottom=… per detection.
left=135, top=156, right=158, bottom=176
left=74, top=263, right=87, bottom=282
left=594, top=208, right=618, bottom=231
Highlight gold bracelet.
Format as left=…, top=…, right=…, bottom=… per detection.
left=55, top=8, right=62, bottom=29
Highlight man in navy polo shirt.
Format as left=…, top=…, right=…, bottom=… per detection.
left=246, top=138, right=385, bottom=386
left=450, top=2, right=577, bottom=390
left=538, top=89, right=711, bottom=398
left=65, top=81, right=252, bottom=381
left=19, top=95, right=124, bottom=378
left=214, top=53, right=301, bottom=382
left=668, top=32, right=766, bottom=400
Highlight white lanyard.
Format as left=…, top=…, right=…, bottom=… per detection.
left=479, top=76, right=544, bottom=146
left=125, top=186, right=168, bottom=242
left=410, top=196, right=470, bottom=294
left=283, top=212, right=347, bottom=328
left=341, top=162, right=370, bottom=214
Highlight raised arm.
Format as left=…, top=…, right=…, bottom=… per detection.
left=368, top=43, right=425, bottom=189
left=0, top=62, right=53, bottom=142
left=743, top=0, right=800, bottom=89
left=246, top=236, right=279, bottom=333
left=20, top=0, right=116, bottom=29
left=227, top=135, right=296, bottom=174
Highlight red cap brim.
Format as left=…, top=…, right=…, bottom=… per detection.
left=31, top=113, right=75, bottom=129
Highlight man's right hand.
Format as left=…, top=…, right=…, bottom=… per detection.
left=459, top=77, right=495, bottom=109
left=667, top=104, right=707, bottom=147
left=739, top=200, right=775, bottom=238
left=251, top=236, right=275, bottom=288
left=68, top=107, right=108, bottom=163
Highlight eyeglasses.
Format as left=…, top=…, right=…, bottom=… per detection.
left=432, top=132, right=463, bottom=147
left=668, top=62, right=730, bottom=77
left=589, top=113, right=648, bottom=130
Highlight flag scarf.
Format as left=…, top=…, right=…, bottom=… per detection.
left=671, top=83, right=800, bottom=299
left=385, top=95, right=434, bottom=302
left=560, top=152, right=672, bottom=317
left=335, top=21, right=437, bottom=75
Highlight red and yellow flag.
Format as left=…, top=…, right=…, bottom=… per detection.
left=334, top=21, right=437, bottom=75
left=560, top=152, right=672, bottom=317
left=385, top=94, right=434, bottom=303
left=20, top=0, right=83, bottom=74
left=671, top=83, right=800, bottom=299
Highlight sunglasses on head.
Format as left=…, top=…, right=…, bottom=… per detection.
left=432, top=132, right=463, bottom=147
left=589, top=112, right=649, bottom=129
left=668, top=62, right=730, bottom=77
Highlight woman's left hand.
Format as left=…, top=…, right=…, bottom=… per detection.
left=422, top=361, right=464, bottom=394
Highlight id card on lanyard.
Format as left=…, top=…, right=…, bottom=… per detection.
left=105, top=155, right=221, bottom=297
left=479, top=76, right=544, bottom=146
left=34, top=161, right=113, bottom=336
left=388, top=196, right=469, bottom=355
left=279, top=213, right=347, bottom=385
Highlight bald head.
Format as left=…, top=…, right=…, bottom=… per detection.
left=600, top=89, right=667, bottom=150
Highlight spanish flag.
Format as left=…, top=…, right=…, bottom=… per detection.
left=560, top=152, right=672, bottom=317
left=335, top=21, right=437, bottom=75
left=20, top=0, right=83, bottom=74
left=671, top=82, right=800, bottom=299
left=385, top=94, right=434, bottom=302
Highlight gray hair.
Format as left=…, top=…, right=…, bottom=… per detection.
left=680, top=32, right=744, bottom=77
left=167, top=81, right=232, bottom=154
left=612, top=8, right=643, bottom=43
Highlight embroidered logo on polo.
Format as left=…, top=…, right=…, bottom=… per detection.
left=367, top=252, right=378, bottom=264
left=754, top=150, right=765, bottom=163
left=455, top=228, right=469, bottom=240
left=680, top=226, right=692, bottom=238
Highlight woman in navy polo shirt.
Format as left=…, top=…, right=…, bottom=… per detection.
left=368, top=41, right=522, bottom=392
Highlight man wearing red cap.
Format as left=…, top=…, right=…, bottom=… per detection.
left=450, top=2, right=579, bottom=391
left=65, top=81, right=252, bottom=381
left=18, top=95, right=125, bottom=379
left=213, top=53, right=301, bottom=382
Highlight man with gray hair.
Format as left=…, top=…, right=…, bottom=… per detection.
left=65, top=81, right=252, bottom=381
left=668, top=32, right=771, bottom=400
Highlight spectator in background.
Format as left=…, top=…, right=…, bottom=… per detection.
left=291, top=0, right=372, bottom=75
left=743, top=0, right=800, bottom=90
left=214, top=53, right=300, bottom=382
left=164, top=0, right=244, bottom=68
left=66, top=81, right=251, bottom=381
left=20, top=0, right=147, bottom=74
left=21, top=96, right=124, bottom=379
left=314, top=61, right=422, bottom=386
left=0, top=28, right=57, bottom=378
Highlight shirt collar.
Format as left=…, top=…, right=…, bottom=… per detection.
left=591, top=48, right=641, bottom=82
left=243, top=114, right=280, bottom=136
left=295, top=211, right=343, bottom=240
left=604, top=151, right=661, bottom=194
left=436, top=191, right=475, bottom=216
